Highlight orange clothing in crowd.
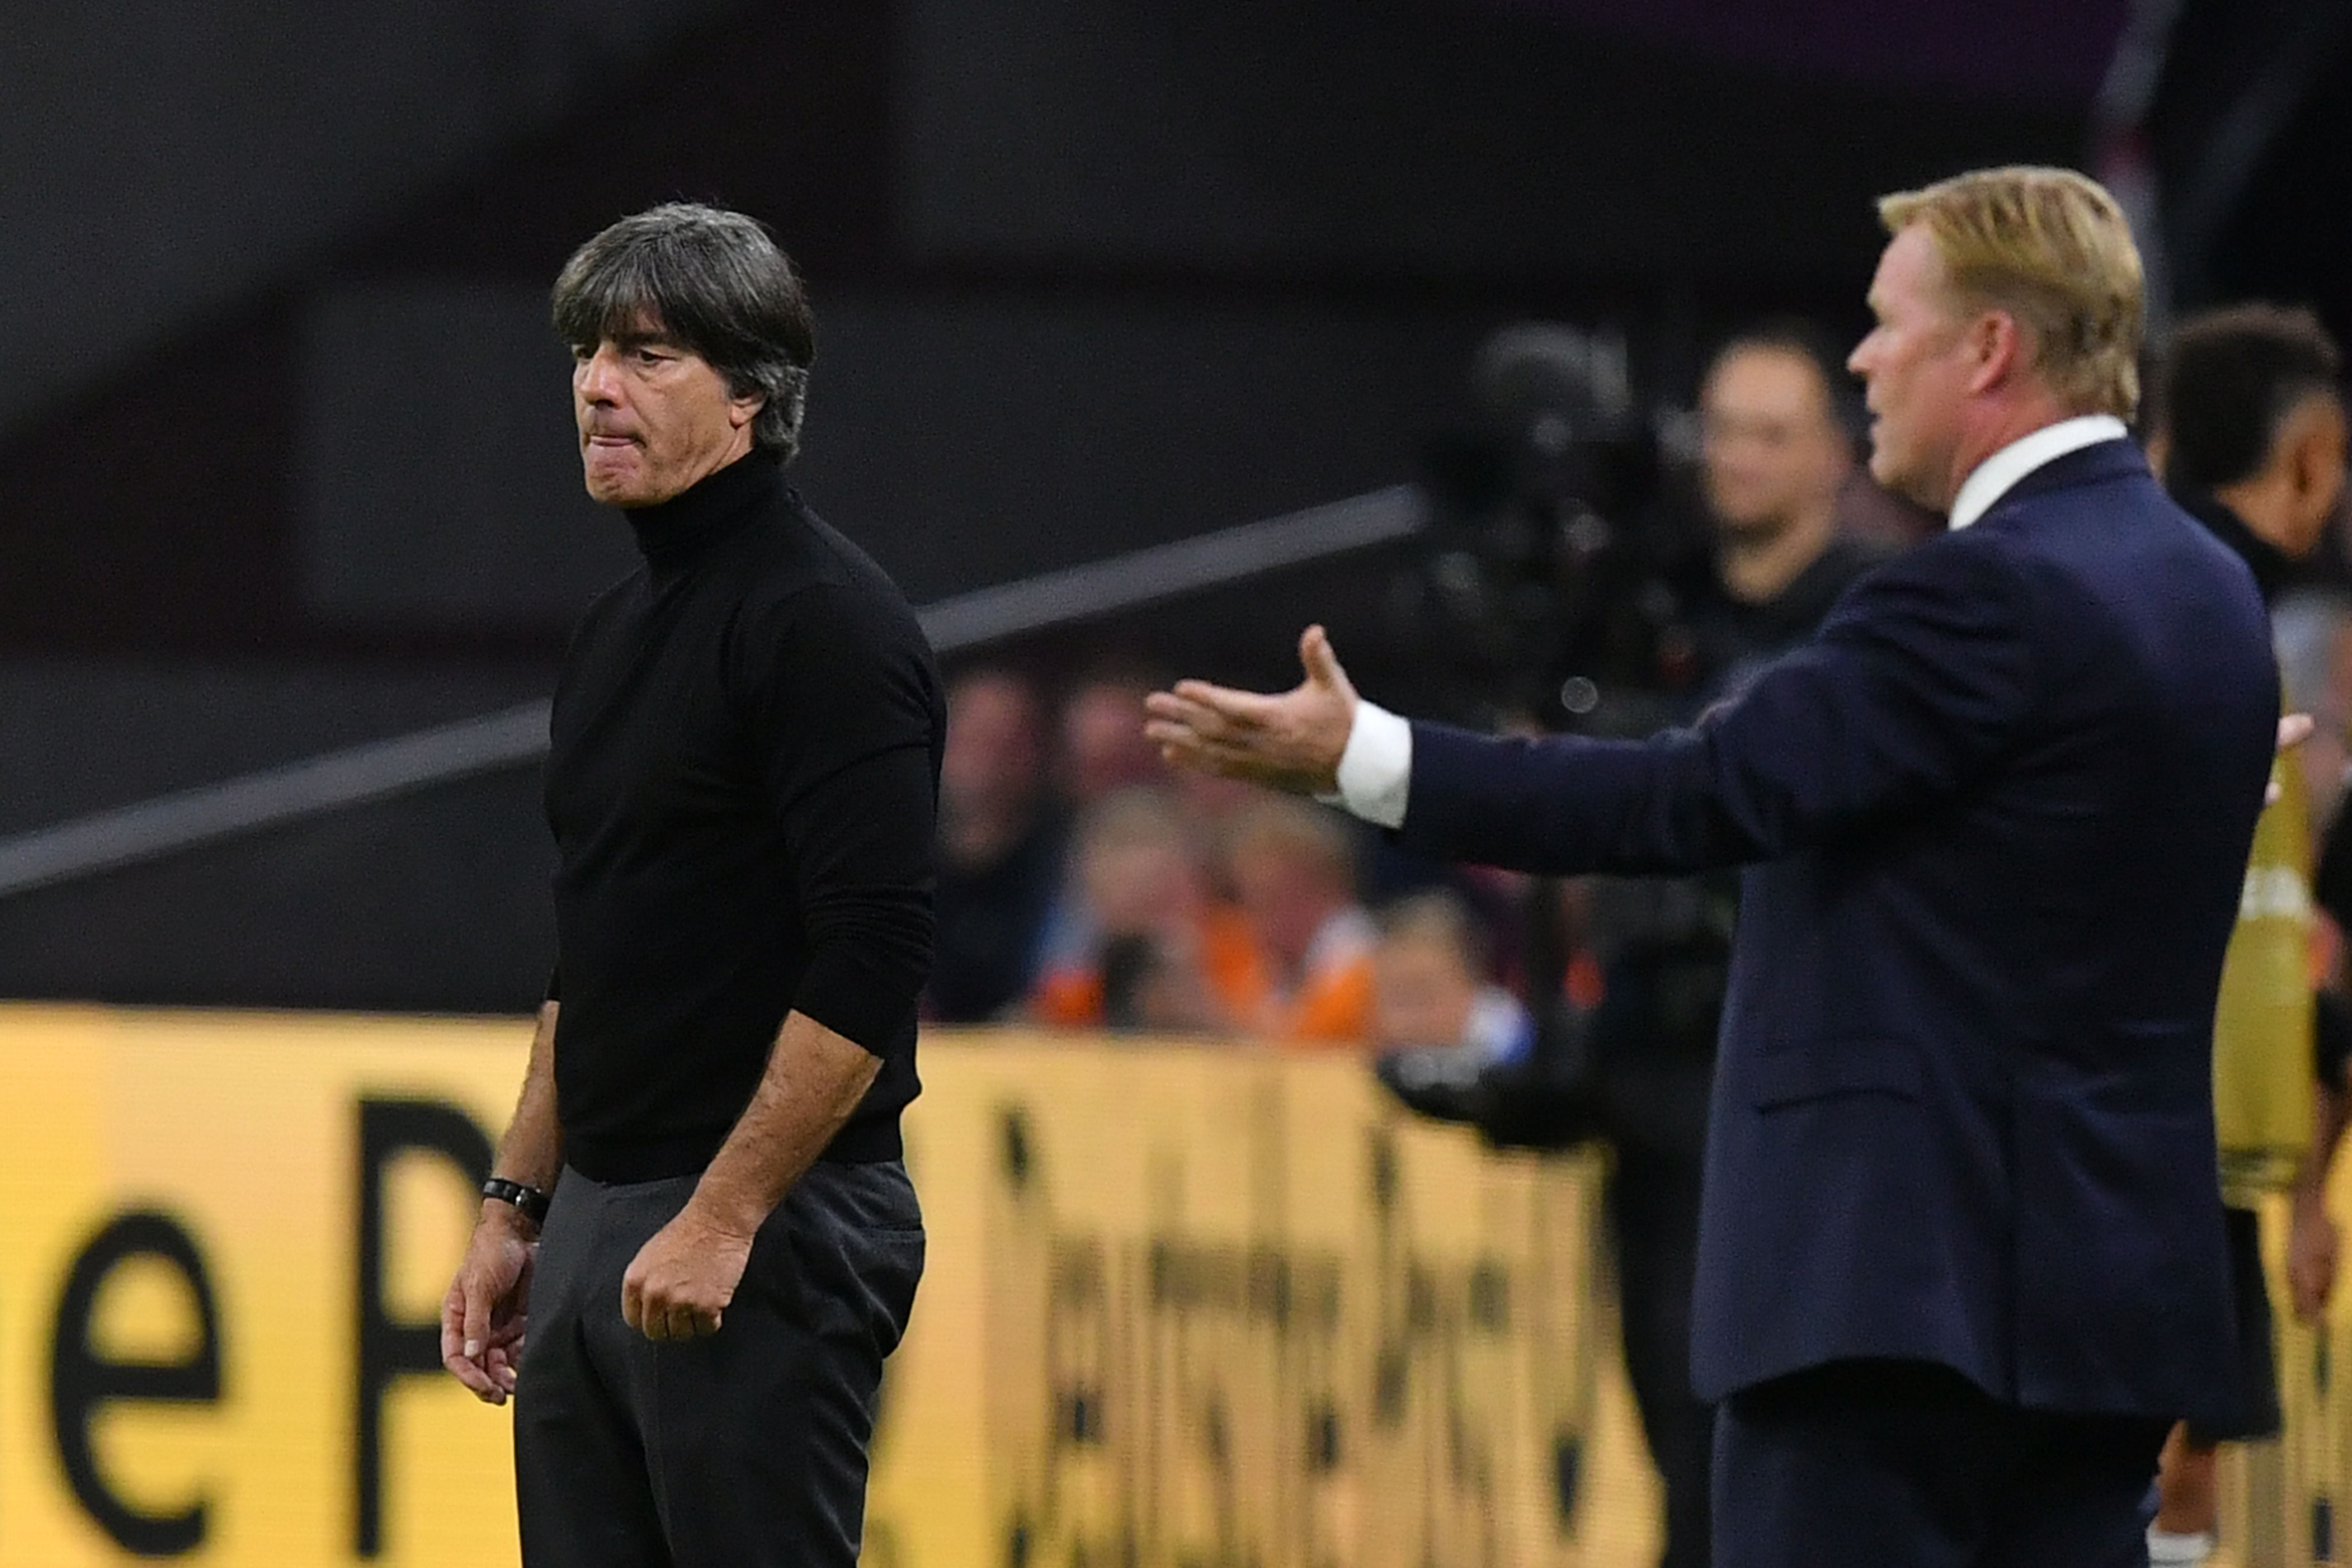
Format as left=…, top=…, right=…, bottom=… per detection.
left=1029, top=905, right=1269, bottom=1029
left=1266, top=907, right=1377, bottom=1047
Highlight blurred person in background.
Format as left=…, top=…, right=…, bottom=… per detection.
left=1376, top=317, right=1884, bottom=1568
left=1057, top=662, right=1169, bottom=808
left=2142, top=302, right=2349, bottom=1568
left=1675, top=318, right=1894, bottom=685
left=1172, top=763, right=1265, bottom=853
left=928, top=667, right=1065, bottom=1022
left=1029, top=658, right=1261, bottom=1007
left=1149, top=166, right=2281, bottom=1568
left=1572, top=319, right=1889, bottom=1568
left=1224, top=796, right=1379, bottom=1044
left=1699, top=311, right=1937, bottom=550
left=440, top=205, right=936, bottom=1568
left=1370, top=889, right=1533, bottom=1058
left=2270, top=593, right=2352, bottom=825
left=1697, top=318, right=1864, bottom=617
left=1029, top=785, right=1265, bottom=1033
left=2292, top=826, right=2352, bottom=1335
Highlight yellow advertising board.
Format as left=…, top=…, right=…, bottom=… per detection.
left=11, top=1003, right=2352, bottom=1566
left=0, top=1005, right=531, bottom=1567
left=0, top=1008, right=1666, bottom=1566
left=866, top=1034, right=1658, bottom=1568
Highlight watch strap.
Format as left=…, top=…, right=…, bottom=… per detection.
left=481, top=1176, right=551, bottom=1226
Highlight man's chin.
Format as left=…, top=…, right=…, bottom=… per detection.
left=1868, top=451, right=1944, bottom=514
left=583, top=463, right=658, bottom=508
left=1867, top=448, right=1906, bottom=495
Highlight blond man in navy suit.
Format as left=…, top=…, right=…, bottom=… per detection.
left=1148, top=168, right=2279, bottom=1568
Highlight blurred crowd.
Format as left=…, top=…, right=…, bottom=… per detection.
left=919, top=302, right=2352, bottom=1568
left=926, top=653, right=1525, bottom=1051
left=923, top=319, right=1904, bottom=1064
left=925, top=312, right=2352, bottom=1064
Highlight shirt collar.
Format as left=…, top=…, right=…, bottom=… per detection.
left=1947, top=414, right=2130, bottom=530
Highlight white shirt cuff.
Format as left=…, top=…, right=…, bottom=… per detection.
left=1315, top=700, right=1412, bottom=829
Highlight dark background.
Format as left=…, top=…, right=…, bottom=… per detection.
left=2, top=0, right=2343, bottom=1010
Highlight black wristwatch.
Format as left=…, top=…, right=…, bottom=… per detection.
left=481, top=1177, right=552, bottom=1227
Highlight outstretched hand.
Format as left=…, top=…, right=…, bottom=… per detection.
left=1143, top=625, right=1359, bottom=795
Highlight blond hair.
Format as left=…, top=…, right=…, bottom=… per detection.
left=1377, top=890, right=1489, bottom=974
left=1878, top=166, right=2144, bottom=419
left=1225, top=797, right=1358, bottom=890
left=1076, top=785, right=1193, bottom=858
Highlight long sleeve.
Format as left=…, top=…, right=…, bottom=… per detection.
left=731, top=580, right=940, bottom=1054
left=1398, top=536, right=2039, bottom=876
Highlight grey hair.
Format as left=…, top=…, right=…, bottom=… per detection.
left=552, top=203, right=815, bottom=462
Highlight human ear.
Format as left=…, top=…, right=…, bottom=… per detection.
left=2274, top=400, right=2336, bottom=503
left=2288, top=421, right=2322, bottom=503
left=1965, top=311, right=2023, bottom=397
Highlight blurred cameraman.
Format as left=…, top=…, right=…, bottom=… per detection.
left=1553, top=321, right=1884, bottom=1568
left=1377, top=316, right=1892, bottom=1567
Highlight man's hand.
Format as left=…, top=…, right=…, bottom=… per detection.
left=2289, top=1182, right=2340, bottom=1322
left=621, top=1204, right=757, bottom=1342
left=1143, top=624, right=1358, bottom=794
left=441, top=1206, right=536, bottom=1405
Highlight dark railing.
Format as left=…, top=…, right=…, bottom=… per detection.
left=0, top=486, right=1422, bottom=899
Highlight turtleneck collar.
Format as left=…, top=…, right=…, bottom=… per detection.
left=2176, top=488, right=2292, bottom=606
left=623, top=450, right=783, bottom=574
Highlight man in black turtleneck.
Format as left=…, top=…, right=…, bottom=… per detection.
left=2145, top=302, right=2347, bottom=1568
left=440, top=204, right=942, bottom=1568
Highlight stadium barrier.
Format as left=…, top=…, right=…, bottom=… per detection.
left=0, top=1005, right=2326, bottom=1566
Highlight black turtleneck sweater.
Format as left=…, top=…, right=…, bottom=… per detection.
left=545, top=451, right=943, bottom=1182
left=2177, top=488, right=2292, bottom=607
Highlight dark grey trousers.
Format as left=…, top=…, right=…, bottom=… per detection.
left=514, top=1160, right=923, bottom=1568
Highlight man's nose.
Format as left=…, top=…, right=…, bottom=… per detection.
left=575, top=348, right=623, bottom=403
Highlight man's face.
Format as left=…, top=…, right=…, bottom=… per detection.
left=1699, top=346, right=1851, bottom=539
left=1372, top=934, right=1477, bottom=1050
left=1082, top=837, right=1198, bottom=940
left=1061, top=684, right=1164, bottom=806
left=1848, top=226, right=1979, bottom=511
left=1230, top=848, right=1340, bottom=974
left=572, top=319, right=762, bottom=507
left=942, top=675, right=1043, bottom=819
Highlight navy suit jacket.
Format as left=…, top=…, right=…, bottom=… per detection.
left=1398, top=440, right=2277, bottom=1417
